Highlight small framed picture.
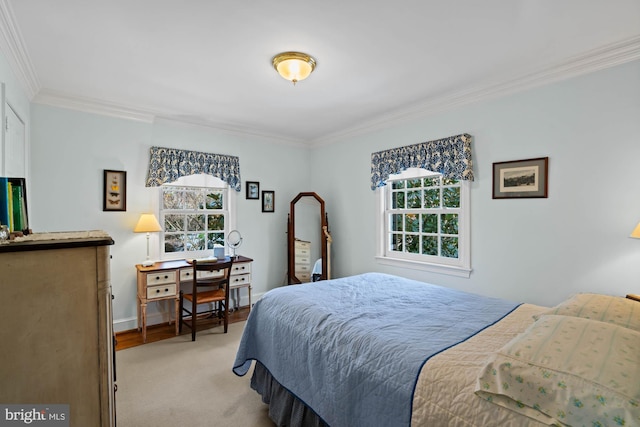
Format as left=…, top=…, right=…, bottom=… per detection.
left=246, top=181, right=260, bottom=200
left=492, top=157, right=548, bottom=199
left=262, top=190, right=275, bottom=212
left=103, top=170, right=127, bottom=211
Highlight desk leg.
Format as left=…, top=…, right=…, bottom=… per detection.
left=174, top=296, right=180, bottom=336
left=140, top=302, right=147, bottom=343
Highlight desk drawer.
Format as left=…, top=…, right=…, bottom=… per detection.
left=147, top=283, right=177, bottom=299
left=230, top=273, right=251, bottom=289
left=180, top=269, right=223, bottom=282
left=231, top=263, right=251, bottom=276
left=146, top=271, right=176, bottom=286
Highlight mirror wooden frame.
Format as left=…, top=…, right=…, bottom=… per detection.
left=287, top=192, right=330, bottom=284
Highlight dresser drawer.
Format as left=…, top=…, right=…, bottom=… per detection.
left=146, top=271, right=176, bottom=286
left=230, top=273, right=251, bottom=288
left=232, top=262, right=251, bottom=276
left=297, top=272, right=311, bottom=281
left=295, top=240, right=310, bottom=249
left=295, top=247, right=310, bottom=257
left=147, top=283, right=177, bottom=300
left=295, top=263, right=311, bottom=273
left=295, top=254, right=310, bottom=265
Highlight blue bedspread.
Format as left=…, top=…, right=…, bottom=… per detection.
left=233, top=273, right=519, bottom=427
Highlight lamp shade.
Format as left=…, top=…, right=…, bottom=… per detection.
left=631, top=222, right=640, bottom=239
left=134, top=214, right=162, bottom=233
left=272, top=51, right=316, bottom=84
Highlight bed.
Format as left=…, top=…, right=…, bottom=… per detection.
left=233, top=273, right=640, bottom=427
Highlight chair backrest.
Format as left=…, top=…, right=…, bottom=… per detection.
left=190, top=259, right=234, bottom=293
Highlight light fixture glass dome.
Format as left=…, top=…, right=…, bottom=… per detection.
left=272, top=51, right=316, bottom=85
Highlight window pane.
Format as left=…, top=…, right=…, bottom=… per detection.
left=441, top=237, right=459, bottom=258
left=164, top=234, right=184, bottom=253
left=186, top=214, right=205, bottom=231
left=422, top=236, right=438, bottom=255
left=442, top=178, right=459, bottom=186
left=391, top=181, right=405, bottom=189
left=391, top=233, right=403, bottom=251
left=441, top=213, right=458, bottom=235
left=391, top=214, right=403, bottom=231
left=423, top=177, right=440, bottom=187
left=207, top=214, right=225, bottom=231
left=185, top=233, right=205, bottom=251
left=407, top=190, right=421, bottom=208
left=207, top=232, right=224, bottom=249
left=422, top=214, right=438, bottom=233
left=405, top=214, right=419, bottom=232
left=163, top=190, right=183, bottom=209
left=405, top=234, right=419, bottom=253
left=206, top=191, right=223, bottom=210
left=183, top=191, right=200, bottom=210
left=443, top=187, right=460, bottom=208
left=423, top=189, right=440, bottom=208
left=392, top=191, right=405, bottom=209
left=407, top=178, right=421, bottom=188
left=164, top=214, right=184, bottom=232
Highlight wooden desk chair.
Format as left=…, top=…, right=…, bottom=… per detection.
left=179, top=259, right=233, bottom=341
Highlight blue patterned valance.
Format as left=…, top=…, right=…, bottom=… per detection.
left=370, top=133, right=474, bottom=190
left=145, top=146, right=242, bottom=191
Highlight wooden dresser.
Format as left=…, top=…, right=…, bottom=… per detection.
left=294, top=240, right=311, bottom=282
left=0, top=234, right=116, bottom=427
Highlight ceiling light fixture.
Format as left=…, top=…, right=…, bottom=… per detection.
left=272, top=51, right=316, bottom=85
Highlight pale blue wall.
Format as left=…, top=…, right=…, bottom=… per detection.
left=310, top=60, right=640, bottom=307
left=27, top=105, right=311, bottom=330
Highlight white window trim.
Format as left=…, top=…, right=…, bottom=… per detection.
left=151, top=174, right=237, bottom=261
left=374, top=168, right=472, bottom=278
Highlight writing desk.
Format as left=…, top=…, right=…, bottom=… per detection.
left=135, top=255, right=253, bottom=342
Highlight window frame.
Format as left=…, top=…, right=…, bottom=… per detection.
left=155, top=174, right=236, bottom=261
left=375, top=168, right=471, bottom=278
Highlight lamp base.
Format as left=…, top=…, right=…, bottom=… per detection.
left=141, top=259, right=155, bottom=267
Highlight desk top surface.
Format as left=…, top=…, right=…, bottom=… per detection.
left=136, top=255, right=253, bottom=272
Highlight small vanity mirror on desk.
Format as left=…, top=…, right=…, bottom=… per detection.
left=287, top=192, right=331, bottom=284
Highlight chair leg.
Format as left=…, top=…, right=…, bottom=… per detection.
left=223, top=301, right=228, bottom=333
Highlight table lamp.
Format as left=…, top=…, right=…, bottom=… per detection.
left=630, top=222, right=640, bottom=239
left=134, top=213, right=162, bottom=266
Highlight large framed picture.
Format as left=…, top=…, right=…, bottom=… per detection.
left=492, top=157, right=548, bottom=199
left=246, top=181, right=260, bottom=200
left=262, top=190, right=274, bottom=212
left=103, top=169, right=127, bottom=211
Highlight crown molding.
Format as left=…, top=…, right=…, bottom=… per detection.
left=34, top=89, right=156, bottom=123
left=312, top=35, right=640, bottom=145
left=0, top=0, right=39, bottom=98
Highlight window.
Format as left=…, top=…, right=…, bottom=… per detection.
left=376, top=168, right=471, bottom=277
left=158, top=175, right=235, bottom=260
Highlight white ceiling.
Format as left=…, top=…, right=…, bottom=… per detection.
left=3, top=0, right=640, bottom=144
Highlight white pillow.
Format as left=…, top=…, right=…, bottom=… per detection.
left=533, top=293, right=640, bottom=331
left=476, top=314, right=640, bottom=426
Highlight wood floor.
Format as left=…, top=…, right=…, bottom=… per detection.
left=115, top=307, right=250, bottom=351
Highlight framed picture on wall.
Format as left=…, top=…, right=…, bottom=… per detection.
left=246, top=181, right=260, bottom=200
left=103, top=170, right=127, bottom=211
left=492, top=157, right=548, bottom=199
left=262, top=190, right=275, bottom=212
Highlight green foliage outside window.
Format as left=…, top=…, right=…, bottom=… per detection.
left=388, top=175, right=460, bottom=259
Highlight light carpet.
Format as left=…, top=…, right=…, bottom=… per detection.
left=116, top=321, right=275, bottom=427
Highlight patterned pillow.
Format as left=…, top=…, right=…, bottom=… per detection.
left=475, top=315, right=640, bottom=427
left=533, top=293, right=640, bottom=331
